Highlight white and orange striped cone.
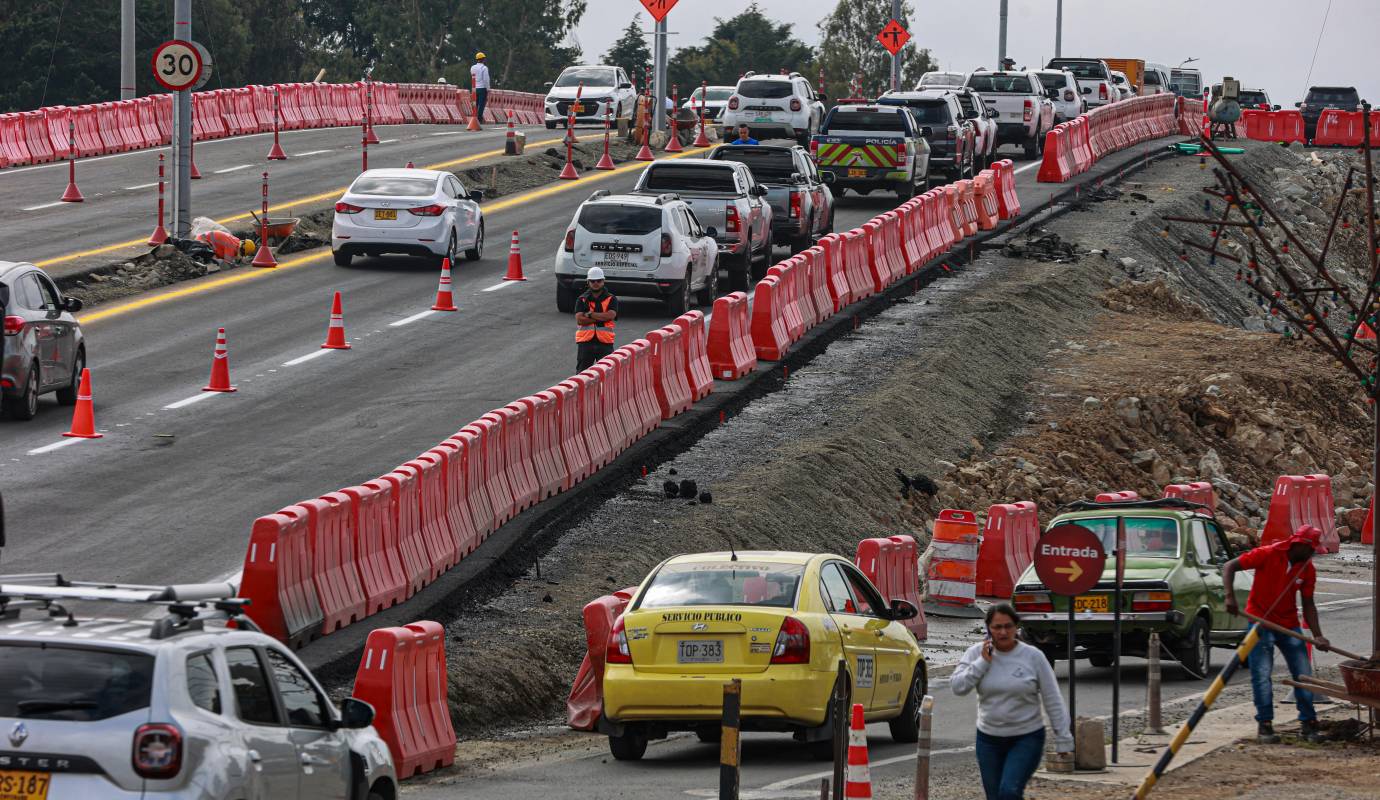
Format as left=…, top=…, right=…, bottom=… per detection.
left=844, top=703, right=872, bottom=799
left=202, top=327, right=237, bottom=393
left=321, top=291, right=351, bottom=349
left=61, top=368, right=103, bottom=439
left=503, top=231, right=526, bottom=281
left=431, top=258, right=459, bottom=311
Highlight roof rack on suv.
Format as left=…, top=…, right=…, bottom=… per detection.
left=1058, top=497, right=1209, bottom=514
left=743, top=71, right=756, bottom=78
left=653, top=192, right=680, bottom=204
left=587, top=189, right=612, bottom=201
left=0, top=573, right=258, bottom=640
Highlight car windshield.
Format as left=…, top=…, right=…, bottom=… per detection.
left=642, top=165, right=738, bottom=193
left=0, top=645, right=154, bottom=721
left=737, top=80, right=794, bottom=99
left=578, top=205, right=661, bottom=235
left=1036, top=72, right=1069, bottom=89
left=350, top=176, right=436, bottom=197
left=877, top=98, right=951, bottom=125
left=1061, top=517, right=1181, bottom=558
left=954, top=94, right=979, bottom=116
left=638, top=562, right=805, bottom=608
left=919, top=72, right=966, bottom=89
left=1238, top=90, right=1269, bottom=106
left=712, top=148, right=797, bottom=180
left=1307, top=88, right=1359, bottom=105
left=825, top=110, right=909, bottom=132
left=691, top=87, right=734, bottom=102
left=1144, top=71, right=1163, bottom=86
left=1048, top=61, right=1105, bottom=80
left=556, top=68, right=617, bottom=88
left=967, top=74, right=1034, bottom=93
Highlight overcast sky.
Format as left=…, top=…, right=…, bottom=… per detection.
left=572, top=0, right=1377, bottom=105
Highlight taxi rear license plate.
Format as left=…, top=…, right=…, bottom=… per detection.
left=0, top=771, right=51, bottom=800
left=374, top=209, right=397, bottom=221
left=848, top=168, right=867, bottom=178
left=1074, top=595, right=1109, bottom=613
left=678, top=640, right=723, bottom=663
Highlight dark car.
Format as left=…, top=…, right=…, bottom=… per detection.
left=876, top=90, right=976, bottom=180
left=1298, top=86, right=1360, bottom=141
left=710, top=143, right=835, bottom=253
left=1, top=261, right=86, bottom=421
left=1235, top=88, right=1276, bottom=111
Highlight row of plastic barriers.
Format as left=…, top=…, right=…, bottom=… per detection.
left=0, top=81, right=546, bottom=169
left=1038, top=93, right=1179, bottom=183
left=708, top=160, right=1022, bottom=370
left=350, top=620, right=457, bottom=778
left=1243, top=108, right=1379, bottom=147
left=237, top=311, right=715, bottom=648
left=1260, top=474, right=1339, bottom=553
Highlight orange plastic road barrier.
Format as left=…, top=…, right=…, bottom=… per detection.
left=817, top=233, right=853, bottom=311
left=239, top=508, right=325, bottom=648
left=800, top=246, right=833, bottom=323
left=380, top=469, right=431, bottom=593
left=924, top=508, right=982, bottom=615
left=955, top=179, right=979, bottom=237
left=844, top=703, right=873, bottom=798
left=298, top=494, right=367, bottom=634
left=428, top=441, right=479, bottom=558
left=340, top=482, right=407, bottom=614
left=1094, top=490, right=1140, bottom=502
left=842, top=228, right=873, bottom=302
left=767, top=260, right=805, bottom=342
left=993, top=159, right=1020, bottom=219
left=1312, top=109, right=1365, bottom=147
left=351, top=623, right=455, bottom=778
left=647, top=324, right=694, bottom=419
left=566, top=587, right=638, bottom=730
left=403, top=621, right=458, bottom=772
left=750, top=275, right=791, bottom=361
left=707, top=291, right=758, bottom=379
left=1037, top=126, right=1071, bottom=183
left=672, top=310, right=715, bottom=401
left=1260, top=474, right=1339, bottom=553
left=973, top=171, right=999, bottom=231
left=1162, top=481, right=1216, bottom=514
left=61, top=367, right=102, bottom=439
left=855, top=535, right=927, bottom=641
left=862, top=221, right=890, bottom=294
left=550, top=382, right=593, bottom=488
left=975, top=501, right=1039, bottom=599
left=518, top=393, right=566, bottom=500
left=408, top=454, right=459, bottom=573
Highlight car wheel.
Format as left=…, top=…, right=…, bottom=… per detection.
left=55, top=348, right=84, bottom=406
left=465, top=222, right=484, bottom=261
left=608, top=727, right=648, bottom=761
left=1089, top=652, right=1114, bottom=668
left=436, top=232, right=457, bottom=269
left=3, top=362, right=40, bottom=421
left=727, top=248, right=751, bottom=292
left=749, top=245, right=770, bottom=282
left=696, top=726, right=722, bottom=744
left=332, top=249, right=351, bottom=267
left=695, top=260, right=719, bottom=305
left=1023, top=132, right=1039, bottom=160
left=888, top=664, right=928, bottom=743
left=665, top=277, right=691, bottom=316
left=822, top=209, right=835, bottom=235
left=556, top=283, right=577, bottom=313
left=790, top=231, right=812, bottom=255
left=1176, top=615, right=1212, bottom=680
left=545, top=120, right=557, bottom=130
left=809, top=671, right=851, bottom=761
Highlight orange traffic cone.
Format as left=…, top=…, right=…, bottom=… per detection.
left=843, top=703, right=872, bottom=799
left=558, top=139, right=580, bottom=180
left=203, top=328, right=237, bottom=393
left=467, top=112, right=482, bottom=131
left=61, top=368, right=102, bottom=439
left=431, top=258, right=459, bottom=311
left=321, top=291, right=351, bottom=349
left=503, top=231, right=527, bottom=281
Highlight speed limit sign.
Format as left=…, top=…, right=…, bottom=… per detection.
left=151, top=39, right=204, bottom=92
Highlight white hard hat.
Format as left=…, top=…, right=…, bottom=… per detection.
left=587, top=267, right=606, bottom=281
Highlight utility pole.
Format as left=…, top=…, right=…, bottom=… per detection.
left=998, top=0, right=1009, bottom=69
left=890, top=0, right=902, bottom=92
left=171, top=0, right=193, bottom=238
left=1055, top=0, right=1063, bottom=58
left=120, top=0, right=136, bottom=100
left=653, top=17, right=668, bottom=132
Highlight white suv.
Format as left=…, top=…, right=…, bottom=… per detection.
left=544, top=65, right=638, bottom=128
left=0, top=577, right=396, bottom=799
left=721, top=72, right=825, bottom=145
left=555, top=192, right=719, bottom=315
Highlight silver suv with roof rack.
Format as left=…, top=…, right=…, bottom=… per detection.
left=720, top=72, right=827, bottom=146
left=0, top=575, right=396, bottom=799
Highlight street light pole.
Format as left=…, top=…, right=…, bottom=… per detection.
left=120, top=0, right=136, bottom=100
left=171, top=0, right=193, bottom=238
left=1055, top=0, right=1063, bottom=58
left=998, top=0, right=1009, bottom=69
left=653, top=17, right=668, bottom=132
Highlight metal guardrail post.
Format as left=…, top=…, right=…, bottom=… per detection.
left=1146, top=632, right=1163, bottom=734
left=913, top=695, right=934, bottom=800
left=719, top=679, right=741, bottom=800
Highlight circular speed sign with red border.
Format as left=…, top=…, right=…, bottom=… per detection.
left=1033, top=523, right=1105, bottom=596
left=151, top=39, right=204, bottom=92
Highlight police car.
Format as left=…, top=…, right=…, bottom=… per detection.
left=554, top=191, right=719, bottom=316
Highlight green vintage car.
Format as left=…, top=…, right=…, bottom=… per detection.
left=1011, top=497, right=1252, bottom=679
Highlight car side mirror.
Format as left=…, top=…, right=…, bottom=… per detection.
left=889, top=599, right=919, bottom=620
left=61, top=296, right=83, bottom=313
left=705, top=226, right=718, bottom=237
left=821, top=172, right=835, bottom=184
left=919, top=126, right=933, bottom=137
left=1272, top=105, right=1281, bottom=111
left=340, top=697, right=375, bottom=729
left=1081, top=86, right=1092, bottom=94
left=988, top=109, right=1000, bottom=118
left=789, top=172, right=801, bottom=183
left=544, top=81, right=554, bottom=89
left=753, top=185, right=768, bottom=197
left=618, top=82, right=632, bottom=90
left=818, top=92, right=828, bottom=102
left=1294, top=101, right=1302, bottom=107
left=469, top=189, right=484, bottom=202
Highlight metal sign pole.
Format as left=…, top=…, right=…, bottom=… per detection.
left=1067, top=598, right=1076, bottom=750
left=653, top=17, right=668, bottom=132
left=1112, top=515, right=1126, bottom=763
left=171, top=0, right=192, bottom=238
left=890, top=0, right=902, bottom=91
left=997, top=0, right=1009, bottom=69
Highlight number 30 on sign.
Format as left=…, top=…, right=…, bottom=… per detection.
left=151, top=39, right=204, bottom=92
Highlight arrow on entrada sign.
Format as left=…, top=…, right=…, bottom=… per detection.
left=1053, top=560, right=1083, bottom=581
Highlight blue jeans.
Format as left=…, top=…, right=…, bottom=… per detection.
left=1247, top=626, right=1316, bottom=722
left=975, top=728, right=1045, bottom=800
left=474, top=88, right=488, bottom=120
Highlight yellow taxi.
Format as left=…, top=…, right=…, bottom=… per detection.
left=599, top=551, right=927, bottom=760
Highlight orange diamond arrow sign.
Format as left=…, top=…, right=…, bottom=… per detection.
left=639, top=0, right=679, bottom=22
left=877, top=19, right=911, bottom=55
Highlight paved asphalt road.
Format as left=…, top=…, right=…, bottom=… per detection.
left=0, top=132, right=1164, bottom=593
left=401, top=570, right=1374, bottom=799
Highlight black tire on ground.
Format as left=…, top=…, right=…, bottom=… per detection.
left=332, top=250, right=351, bottom=266
left=1176, top=615, right=1212, bottom=680
left=696, top=727, right=722, bottom=744
left=1089, top=652, right=1114, bottom=668
left=665, top=278, right=691, bottom=316
left=790, top=232, right=812, bottom=255
left=434, top=232, right=456, bottom=269
left=749, top=244, right=770, bottom=282
left=726, top=248, right=751, bottom=292
left=3, top=362, right=39, bottom=421
left=888, top=665, right=929, bottom=743
left=464, top=223, right=484, bottom=261
left=556, top=283, right=577, bottom=313
left=608, top=728, right=648, bottom=761
left=1037, top=645, right=1059, bottom=666
left=545, top=120, right=557, bottom=130
left=822, top=209, right=835, bottom=235
left=808, top=671, right=851, bottom=761
left=1023, top=132, right=1040, bottom=159
left=55, top=348, right=84, bottom=406
left=695, top=262, right=719, bottom=306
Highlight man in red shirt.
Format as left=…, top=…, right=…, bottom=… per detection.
left=1223, top=524, right=1328, bottom=744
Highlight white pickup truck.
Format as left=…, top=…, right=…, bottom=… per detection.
left=963, top=71, right=1055, bottom=159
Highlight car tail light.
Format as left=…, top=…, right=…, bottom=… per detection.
left=564, top=229, right=575, bottom=252
left=1013, top=592, right=1054, bottom=613
left=1023, top=99, right=1033, bottom=122
left=896, top=139, right=906, bottom=160
left=789, top=190, right=802, bottom=219
left=1132, top=591, right=1173, bottom=612
left=725, top=205, right=741, bottom=233
left=132, top=723, right=182, bottom=779
left=809, top=138, right=818, bottom=157
left=1099, top=83, right=1109, bottom=101
left=606, top=616, right=632, bottom=664
left=660, top=232, right=673, bottom=257
left=946, top=125, right=957, bottom=140
left=3, top=316, right=23, bottom=336
left=409, top=204, right=446, bottom=217
left=728, top=96, right=740, bottom=110
left=790, top=98, right=802, bottom=112
left=1064, top=89, right=1075, bottom=102
left=334, top=201, right=363, bottom=214
left=770, top=616, right=810, bottom=664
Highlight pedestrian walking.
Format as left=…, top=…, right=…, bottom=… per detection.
left=471, top=52, right=491, bottom=121
left=1223, top=524, right=1327, bottom=743
left=951, top=604, right=1072, bottom=800
left=575, top=267, right=618, bottom=372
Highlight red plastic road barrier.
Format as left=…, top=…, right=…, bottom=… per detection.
left=750, top=275, right=791, bottom=361
left=1094, top=490, right=1140, bottom=502
left=404, top=621, right=457, bottom=771
left=341, top=482, right=407, bottom=614
left=1312, top=109, right=1364, bottom=147
left=799, top=246, right=832, bottom=322
left=767, top=261, right=805, bottom=341
left=706, top=291, right=757, bottom=379
left=519, top=393, right=566, bottom=500
left=450, top=428, right=499, bottom=539
left=152, top=94, right=173, bottom=144
left=299, top=494, right=367, bottom=634
left=0, top=115, right=29, bottom=167
left=671, top=311, right=714, bottom=401
left=615, top=344, right=655, bottom=443
left=239, top=509, right=325, bottom=648
left=842, top=228, right=872, bottom=301
left=250, top=85, right=275, bottom=130
left=567, top=373, right=613, bottom=469
left=566, top=587, right=637, bottom=730
left=993, top=159, right=1020, bottom=219
left=44, top=107, right=71, bottom=159
left=647, top=325, right=694, bottom=419
left=351, top=624, right=451, bottom=778
left=1037, top=126, right=1071, bottom=183
left=817, top=233, right=853, bottom=311
left=926, top=508, right=981, bottom=611
left=856, top=536, right=927, bottom=640
left=1069, top=118, right=1092, bottom=174
left=862, top=221, right=890, bottom=294
left=278, top=84, right=304, bottom=129
left=379, top=470, right=429, bottom=593
left=897, top=202, right=922, bottom=268
left=409, top=454, right=459, bottom=573
left=975, top=501, right=1039, bottom=599
left=588, top=362, right=630, bottom=457
left=1260, top=474, right=1339, bottom=553
left=550, top=382, right=593, bottom=488
left=134, top=98, right=162, bottom=147
left=956, top=179, right=980, bottom=237
left=627, top=339, right=664, bottom=436
left=20, top=111, right=54, bottom=163
left=1162, top=481, right=1216, bottom=514
left=973, top=171, right=999, bottom=231
left=428, top=442, right=478, bottom=558
left=496, top=403, right=541, bottom=514
left=463, top=417, right=514, bottom=529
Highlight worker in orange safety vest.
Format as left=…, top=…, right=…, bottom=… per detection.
left=575, top=267, right=618, bottom=372
left=194, top=229, right=256, bottom=261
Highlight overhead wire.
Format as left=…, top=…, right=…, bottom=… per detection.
left=1301, top=0, right=1334, bottom=98
left=37, top=0, right=70, bottom=108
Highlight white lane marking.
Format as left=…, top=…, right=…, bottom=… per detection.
left=214, top=164, right=254, bottom=174
left=23, top=201, right=69, bottom=211
left=481, top=280, right=519, bottom=292
left=1317, top=577, right=1373, bottom=586
left=430, top=131, right=464, bottom=137
left=1315, top=596, right=1372, bottom=609
left=376, top=139, right=399, bottom=144
left=1014, top=160, right=1040, bottom=174
left=27, top=438, right=86, bottom=455
left=296, top=149, right=331, bottom=157
left=124, top=182, right=158, bottom=190
left=389, top=309, right=440, bottom=327
left=282, top=349, right=333, bottom=367
left=163, top=392, right=218, bottom=410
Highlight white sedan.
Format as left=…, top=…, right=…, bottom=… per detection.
left=332, top=168, right=484, bottom=267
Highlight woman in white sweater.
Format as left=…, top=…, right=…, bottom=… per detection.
left=951, top=604, right=1073, bottom=800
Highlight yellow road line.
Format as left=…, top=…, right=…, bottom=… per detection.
left=77, top=146, right=709, bottom=325
left=37, top=137, right=565, bottom=270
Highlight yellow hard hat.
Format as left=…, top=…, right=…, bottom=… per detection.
left=475, top=52, right=486, bottom=60
left=240, top=239, right=257, bottom=256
